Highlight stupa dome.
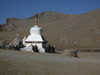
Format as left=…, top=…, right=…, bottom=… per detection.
left=30, top=26, right=42, bottom=35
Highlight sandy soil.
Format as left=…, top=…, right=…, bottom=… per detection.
left=0, top=49, right=100, bottom=75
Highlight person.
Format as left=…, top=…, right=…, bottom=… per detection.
left=76, top=50, right=78, bottom=57
left=74, top=51, right=77, bottom=57
left=48, top=45, right=51, bottom=53
left=34, top=45, right=38, bottom=52
left=51, top=45, right=55, bottom=53
left=31, top=45, right=35, bottom=52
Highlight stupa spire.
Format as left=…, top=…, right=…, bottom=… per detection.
left=35, top=14, right=38, bottom=26
left=24, top=33, right=27, bottom=38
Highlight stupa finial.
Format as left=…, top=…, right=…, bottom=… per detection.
left=24, top=33, right=26, bottom=38
left=35, top=13, right=38, bottom=26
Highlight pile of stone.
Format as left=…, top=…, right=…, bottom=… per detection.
left=62, top=49, right=77, bottom=57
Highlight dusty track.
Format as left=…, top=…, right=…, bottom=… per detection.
left=0, top=49, right=100, bottom=75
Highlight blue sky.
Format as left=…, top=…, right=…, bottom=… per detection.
left=0, top=0, right=100, bottom=25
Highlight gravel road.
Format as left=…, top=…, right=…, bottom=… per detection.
left=0, top=49, right=100, bottom=75
left=0, top=50, right=100, bottom=63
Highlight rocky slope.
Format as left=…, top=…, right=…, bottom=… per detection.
left=0, top=9, right=100, bottom=49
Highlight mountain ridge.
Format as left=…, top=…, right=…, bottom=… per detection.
left=0, top=9, right=100, bottom=49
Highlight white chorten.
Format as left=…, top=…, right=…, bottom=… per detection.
left=21, top=14, right=47, bottom=52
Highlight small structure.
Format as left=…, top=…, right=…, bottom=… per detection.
left=62, top=49, right=77, bottom=57
left=8, top=31, right=22, bottom=50
left=21, top=14, right=47, bottom=52
left=10, top=31, right=21, bottom=46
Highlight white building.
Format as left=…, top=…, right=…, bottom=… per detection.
left=21, top=14, right=47, bottom=52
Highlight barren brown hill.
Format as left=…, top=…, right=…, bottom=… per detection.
left=0, top=9, right=100, bottom=49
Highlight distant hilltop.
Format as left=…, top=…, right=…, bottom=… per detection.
left=0, top=11, right=77, bottom=32
left=29, top=11, right=66, bottom=19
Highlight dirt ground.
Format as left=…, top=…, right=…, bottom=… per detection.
left=0, top=49, right=100, bottom=75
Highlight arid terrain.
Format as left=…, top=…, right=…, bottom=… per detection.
left=0, top=49, right=100, bottom=75
left=0, top=9, right=100, bottom=49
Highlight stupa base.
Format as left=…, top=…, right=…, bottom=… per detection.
left=20, top=45, right=34, bottom=52
left=20, top=44, right=46, bottom=53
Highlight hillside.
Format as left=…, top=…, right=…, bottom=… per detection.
left=0, top=9, right=100, bottom=49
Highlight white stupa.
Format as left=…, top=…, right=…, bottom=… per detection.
left=21, top=14, right=47, bottom=52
